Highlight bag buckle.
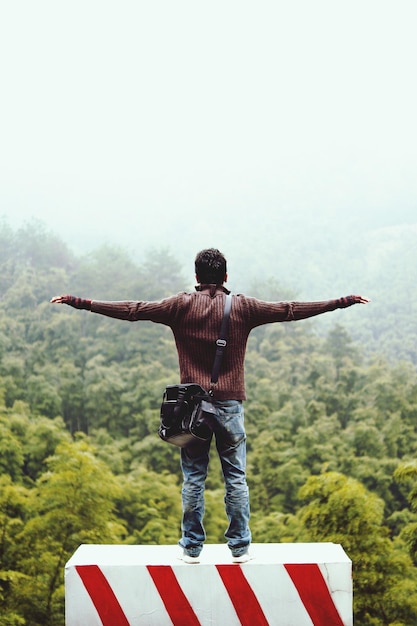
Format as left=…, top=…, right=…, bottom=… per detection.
left=216, top=339, right=227, bottom=347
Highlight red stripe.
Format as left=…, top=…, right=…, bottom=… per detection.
left=147, top=565, right=201, bottom=625
left=284, top=563, right=345, bottom=626
left=216, top=564, right=269, bottom=626
left=75, top=565, right=130, bottom=626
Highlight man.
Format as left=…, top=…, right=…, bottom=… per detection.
left=51, top=248, right=369, bottom=563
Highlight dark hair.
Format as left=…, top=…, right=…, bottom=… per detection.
left=195, top=248, right=227, bottom=284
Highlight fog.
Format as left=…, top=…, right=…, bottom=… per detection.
left=1, top=1, right=416, bottom=271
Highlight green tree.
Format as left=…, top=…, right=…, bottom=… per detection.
left=83, top=355, right=127, bottom=434
left=395, top=461, right=417, bottom=565
left=249, top=430, right=308, bottom=514
left=116, top=467, right=181, bottom=545
left=11, top=438, right=124, bottom=626
left=298, top=471, right=417, bottom=626
left=0, top=476, right=30, bottom=626
left=0, top=421, right=24, bottom=482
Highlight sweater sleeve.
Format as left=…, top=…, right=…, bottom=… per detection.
left=287, top=296, right=358, bottom=320
left=90, top=295, right=180, bottom=324
left=243, top=295, right=361, bottom=327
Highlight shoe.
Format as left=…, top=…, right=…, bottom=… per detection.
left=180, top=552, right=201, bottom=564
left=232, top=551, right=253, bottom=564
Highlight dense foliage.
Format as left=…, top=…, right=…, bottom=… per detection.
left=0, top=221, right=417, bottom=625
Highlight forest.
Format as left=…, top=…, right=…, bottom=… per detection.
left=0, top=220, right=417, bottom=625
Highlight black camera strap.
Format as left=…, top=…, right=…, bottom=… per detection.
left=209, top=293, right=232, bottom=393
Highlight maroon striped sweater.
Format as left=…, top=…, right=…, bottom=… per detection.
left=90, top=285, right=359, bottom=401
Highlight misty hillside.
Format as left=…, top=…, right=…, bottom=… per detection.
left=1, top=215, right=416, bottom=365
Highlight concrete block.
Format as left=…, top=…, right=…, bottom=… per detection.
left=65, top=542, right=352, bottom=625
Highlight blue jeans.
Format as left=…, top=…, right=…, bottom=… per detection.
left=179, top=400, right=251, bottom=557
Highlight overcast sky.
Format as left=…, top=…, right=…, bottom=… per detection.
left=1, top=1, right=416, bottom=256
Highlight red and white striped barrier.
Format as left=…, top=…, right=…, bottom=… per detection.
left=65, top=543, right=352, bottom=625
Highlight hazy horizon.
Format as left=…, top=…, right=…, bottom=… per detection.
left=1, top=1, right=416, bottom=259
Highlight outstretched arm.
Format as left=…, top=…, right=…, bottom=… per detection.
left=289, top=294, right=370, bottom=321
left=50, top=294, right=177, bottom=323
left=262, top=294, right=371, bottom=324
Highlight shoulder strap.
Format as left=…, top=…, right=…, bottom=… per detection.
left=210, top=294, right=232, bottom=392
